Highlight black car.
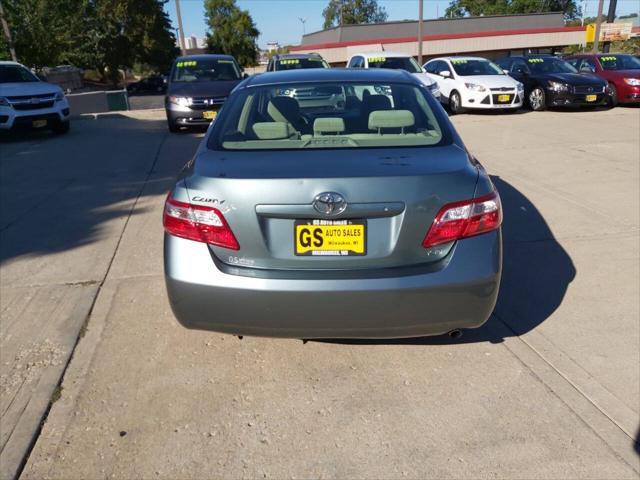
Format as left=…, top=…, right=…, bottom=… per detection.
left=266, top=53, right=330, bottom=72
left=127, top=75, right=167, bottom=94
left=495, top=55, right=608, bottom=111
left=165, top=54, right=247, bottom=132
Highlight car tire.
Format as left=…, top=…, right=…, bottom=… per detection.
left=608, top=82, right=618, bottom=107
left=168, top=119, right=180, bottom=133
left=449, top=91, right=464, bottom=115
left=52, top=121, right=70, bottom=134
left=528, top=87, right=546, bottom=111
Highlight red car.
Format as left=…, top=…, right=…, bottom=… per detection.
left=565, top=53, right=640, bottom=106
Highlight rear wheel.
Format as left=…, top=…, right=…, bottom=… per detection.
left=52, top=120, right=70, bottom=134
left=448, top=91, right=464, bottom=115
left=528, top=87, right=546, bottom=111
left=608, top=82, right=618, bottom=107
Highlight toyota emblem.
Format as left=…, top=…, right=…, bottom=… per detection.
left=313, top=192, right=347, bottom=216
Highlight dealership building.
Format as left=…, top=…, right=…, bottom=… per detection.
left=290, top=12, right=587, bottom=65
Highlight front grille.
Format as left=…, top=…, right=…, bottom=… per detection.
left=7, top=93, right=55, bottom=101
left=573, top=85, right=604, bottom=94
left=189, top=97, right=226, bottom=111
left=12, top=101, right=54, bottom=110
left=490, top=87, right=514, bottom=92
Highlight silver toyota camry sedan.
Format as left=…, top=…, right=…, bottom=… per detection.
left=163, top=68, right=502, bottom=339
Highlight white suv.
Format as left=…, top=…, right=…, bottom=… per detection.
left=0, top=61, right=70, bottom=133
left=424, top=56, right=523, bottom=114
left=347, top=52, right=440, bottom=100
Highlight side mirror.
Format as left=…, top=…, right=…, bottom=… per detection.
left=440, top=70, right=451, bottom=78
left=422, top=67, right=427, bottom=73
left=503, top=69, right=510, bottom=74
left=243, top=73, right=249, bottom=79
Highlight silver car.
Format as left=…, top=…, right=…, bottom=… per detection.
left=163, top=68, right=502, bottom=339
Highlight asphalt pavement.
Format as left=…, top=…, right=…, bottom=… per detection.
left=0, top=107, right=638, bottom=479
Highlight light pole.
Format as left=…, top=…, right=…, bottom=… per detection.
left=175, top=0, right=186, bottom=56
left=299, top=17, right=307, bottom=36
left=418, top=0, right=424, bottom=66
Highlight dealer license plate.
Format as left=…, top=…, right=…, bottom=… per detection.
left=202, top=110, right=217, bottom=120
left=32, top=119, right=47, bottom=128
left=295, top=219, right=366, bottom=256
left=497, top=94, right=511, bottom=103
left=585, top=94, right=597, bottom=102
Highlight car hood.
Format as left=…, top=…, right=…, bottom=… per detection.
left=167, top=80, right=241, bottom=98
left=459, top=75, right=519, bottom=88
left=534, top=72, right=605, bottom=85
left=411, top=72, right=436, bottom=87
left=0, top=81, right=62, bottom=97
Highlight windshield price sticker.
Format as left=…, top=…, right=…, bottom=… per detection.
left=368, top=57, right=386, bottom=63
left=218, top=60, right=234, bottom=64
left=451, top=59, right=468, bottom=64
left=176, top=61, right=197, bottom=68
left=279, top=59, right=300, bottom=65
left=600, top=56, right=617, bottom=62
left=527, top=58, right=544, bottom=63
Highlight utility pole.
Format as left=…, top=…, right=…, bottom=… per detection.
left=0, top=0, right=17, bottom=62
left=602, top=0, right=617, bottom=53
left=417, top=0, right=424, bottom=66
left=175, top=0, right=186, bottom=56
left=592, top=0, right=604, bottom=53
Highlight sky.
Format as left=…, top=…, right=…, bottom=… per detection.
left=164, top=0, right=640, bottom=49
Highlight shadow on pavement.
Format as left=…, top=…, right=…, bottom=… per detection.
left=0, top=117, right=200, bottom=264
left=323, top=175, right=576, bottom=346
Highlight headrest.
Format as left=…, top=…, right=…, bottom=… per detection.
left=362, top=94, right=391, bottom=111
left=267, top=96, right=300, bottom=123
left=368, top=110, right=415, bottom=131
left=252, top=122, right=295, bottom=140
left=313, top=118, right=345, bottom=135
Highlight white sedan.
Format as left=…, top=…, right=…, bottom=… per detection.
left=424, top=57, right=523, bottom=114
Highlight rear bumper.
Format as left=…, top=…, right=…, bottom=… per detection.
left=164, top=231, right=502, bottom=339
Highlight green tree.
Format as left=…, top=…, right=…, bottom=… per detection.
left=322, top=0, right=388, bottom=29
left=0, top=0, right=178, bottom=85
left=445, top=0, right=581, bottom=21
left=204, top=0, right=260, bottom=67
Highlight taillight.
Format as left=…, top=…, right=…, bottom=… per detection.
left=163, top=194, right=239, bottom=250
left=422, top=191, right=502, bottom=248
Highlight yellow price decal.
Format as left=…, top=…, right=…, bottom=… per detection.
left=279, top=59, right=300, bottom=65
left=176, top=60, right=197, bottom=67
left=451, top=59, right=468, bottom=64
left=527, top=58, right=544, bottom=63
left=368, top=57, right=385, bottom=63
left=218, top=60, right=234, bottom=64
left=600, top=56, right=617, bottom=61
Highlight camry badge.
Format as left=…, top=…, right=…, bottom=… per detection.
left=313, top=192, right=347, bottom=216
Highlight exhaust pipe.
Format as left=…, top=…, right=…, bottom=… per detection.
left=448, top=329, right=462, bottom=340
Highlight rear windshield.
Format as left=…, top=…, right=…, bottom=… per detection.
left=0, top=64, right=39, bottom=83
left=526, top=57, right=577, bottom=74
left=599, top=54, right=640, bottom=71
left=276, top=57, right=329, bottom=70
left=209, top=81, right=450, bottom=151
left=450, top=59, right=504, bottom=76
left=367, top=57, right=422, bottom=74
left=171, top=58, right=241, bottom=82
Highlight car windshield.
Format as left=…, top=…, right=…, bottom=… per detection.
left=171, top=58, right=241, bottom=82
left=276, top=57, right=330, bottom=70
left=367, top=57, right=422, bottom=74
left=210, top=81, right=449, bottom=151
left=0, top=64, right=39, bottom=83
left=450, top=59, right=504, bottom=76
left=599, top=54, right=640, bottom=71
left=526, top=57, right=578, bottom=74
